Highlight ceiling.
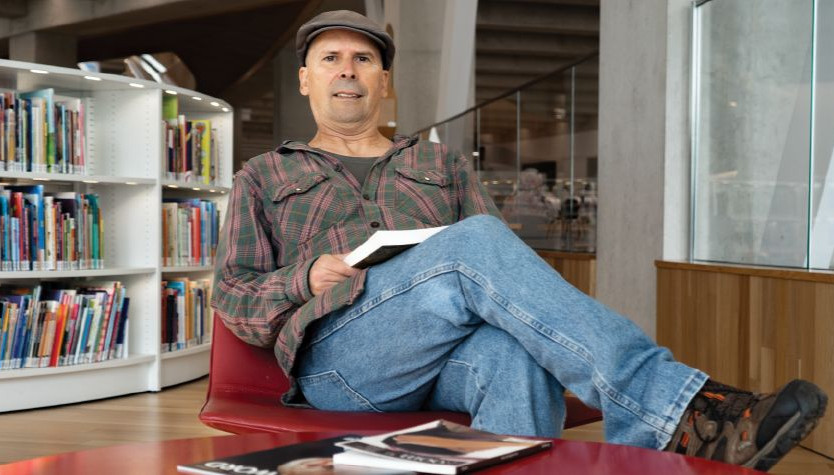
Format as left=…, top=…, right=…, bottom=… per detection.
left=55, top=0, right=317, bottom=99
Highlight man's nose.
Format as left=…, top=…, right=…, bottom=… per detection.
left=339, top=62, right=356, bottom=79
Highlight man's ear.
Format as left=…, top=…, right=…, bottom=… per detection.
left=381, top=70, right=390, bottom=98
left=299, top=67, right=309, bottom=96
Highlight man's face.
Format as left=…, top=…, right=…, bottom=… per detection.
left=299, top=29, right=389, bottom=130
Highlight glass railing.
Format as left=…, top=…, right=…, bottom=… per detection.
left=415, top=53, right=599, bottom=253
left=692, top=0, right=834, bottom=270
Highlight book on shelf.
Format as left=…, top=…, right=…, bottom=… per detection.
left=177, top=436, right=410, bottom=475
left=161, top=199, right=219, bottom=267
left=162, top=97, right=219, bottom=185
left=0, top=282, right=130, bottom=370
left=343, top=226, right=447, bottom=268
left=0, top=88, right=86, bottom=175
left=334, top=420, right=552, bottom=474
left=161, top=278, right=212, bottom=352
left=0, top=188, right=103, bottom=272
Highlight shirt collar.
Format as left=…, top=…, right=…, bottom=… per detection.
left=277, top=134, right=418, bottom=157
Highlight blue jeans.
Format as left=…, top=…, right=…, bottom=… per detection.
left=295, top=215, right=707, bottom=449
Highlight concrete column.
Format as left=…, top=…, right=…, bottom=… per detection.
left=385, top=0, right=477, bottom=135
left=9, top=31, right=77, bottom=68
left=597, top=0, right=691, bottom=336
left=435, top=0, right=478, bottom=123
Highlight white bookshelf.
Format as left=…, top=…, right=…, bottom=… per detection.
left=0, top=59, right=232, bottom=412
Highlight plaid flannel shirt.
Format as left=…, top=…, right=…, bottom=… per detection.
left=211, top=134, right=502, bottom=404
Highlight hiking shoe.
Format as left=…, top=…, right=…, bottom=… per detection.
left=666, top=379, right=827, bottom=472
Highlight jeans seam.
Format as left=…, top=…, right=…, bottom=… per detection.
left=446, top=359, right=488, bottom=399
left=456, top=263, right=674, bottom=436
left=654, top=369, right=708, bottom=449
left=297, top=370, right=383, bottom=413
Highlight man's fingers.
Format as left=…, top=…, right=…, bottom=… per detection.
left=321, top=254, right=359, bottom=276
left=309, top=253, right=360, bottom=296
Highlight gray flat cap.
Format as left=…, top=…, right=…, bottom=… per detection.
left=296, top=10, right=395, bottom=70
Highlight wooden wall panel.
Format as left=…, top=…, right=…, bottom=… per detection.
left=536, top=250, right=596, bottom=297
left=657, top=268, right=748, bottom=386
left=656, top=261, right=834, bottom=457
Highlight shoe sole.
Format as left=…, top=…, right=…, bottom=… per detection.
left=744, top=380, right=828, bottom=472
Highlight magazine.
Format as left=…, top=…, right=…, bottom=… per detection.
left=343, top=226, right=447, bottom=268
left=333, top=420, right=552, bottom=474
left=177, top=436, right=412, bottom=475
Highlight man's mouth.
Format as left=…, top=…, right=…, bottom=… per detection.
left=333, top=92, right=363, bottom=99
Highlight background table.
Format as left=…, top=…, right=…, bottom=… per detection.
left=0, top=431, right=762, bottom=474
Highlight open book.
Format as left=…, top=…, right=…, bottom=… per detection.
left=333, top=419, right=552, bottom=474
left=343, top=226, right=448, bottom=268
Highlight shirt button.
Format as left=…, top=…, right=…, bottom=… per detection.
left=370, top=221, right=380, bottom=228
left=424, top=177, right=431, bottom=181
left=363, top=194, right=370, bottom=200
left=295, top=187, right=302, bottom=192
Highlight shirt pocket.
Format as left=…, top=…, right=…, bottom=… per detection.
left=267, top=172, right=347, bottom=245
left=394, top=166, right=455, bottom=226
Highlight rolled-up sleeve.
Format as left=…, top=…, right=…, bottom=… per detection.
left=452, top=152, right=504, bottom=221
left=211, top=169, right=315, bottom=347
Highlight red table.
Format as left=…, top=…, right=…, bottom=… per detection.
left=0, top=431, right=762, bottom=474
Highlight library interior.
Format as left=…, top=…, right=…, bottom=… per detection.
left=0, top=1, right=833, bottom=474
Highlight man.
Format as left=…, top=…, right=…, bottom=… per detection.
left=212, top=10, right=827, bottom=472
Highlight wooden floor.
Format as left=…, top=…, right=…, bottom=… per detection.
left=0, top=377, right=832, bottom=473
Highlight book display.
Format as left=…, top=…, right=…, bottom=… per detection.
left=0, top=282, right=130, bottom=370
left=162, top=199, right=220, bottom=267
left=178, top=436, right=410, bottom=475
left=0, top=59, right=232, bottom=411
left=162, top=95, right=221, bottom=185
left=178, top=420, right=552, bottom=475
left=161, top=278, right=212, bottom=353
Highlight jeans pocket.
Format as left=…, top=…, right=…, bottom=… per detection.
left=296, top=370, right=382, bottom=412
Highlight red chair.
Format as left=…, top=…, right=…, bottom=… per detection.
left=200, top=318, right=602, bottom=434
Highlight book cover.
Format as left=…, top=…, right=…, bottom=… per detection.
left=343, top=226, right=447, bottom=268
left=178, top=436, right=411, bottom=475
left=333, top=420, right=552, bottom=475
left=190, top=119, right=212, bottom=185
left=114, top=296, right=129, bottom=358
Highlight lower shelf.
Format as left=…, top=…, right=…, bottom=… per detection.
left=0, top=354, right=156, bottom=412
left=160, top=342, right=211, bottom=388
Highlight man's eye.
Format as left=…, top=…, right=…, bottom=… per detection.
left=356, top=56, right=370, bottom=62
left=323, top=56, right=336, bottom=62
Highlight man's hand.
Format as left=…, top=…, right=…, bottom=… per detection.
left=308, top=254, right=359, bottom=296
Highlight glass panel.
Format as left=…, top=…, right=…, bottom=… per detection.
left=478, top=94, right=519, bottom=223
left=811, top=1, right=834, bottom=270
left=513, top=68, right=572, bottom=250
left=693, top=0, right=813, bottom=267
left=572, top=58, right=599, bottom=253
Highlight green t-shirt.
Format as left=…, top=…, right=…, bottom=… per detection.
left=329, top=152, right=378, bottom=187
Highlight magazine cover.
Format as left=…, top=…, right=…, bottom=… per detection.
left=333, top=420, right=552, bottom=474
left=178, top=435, right=413, bottom=475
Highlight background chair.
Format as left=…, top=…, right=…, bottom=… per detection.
left=200, top=318, right=602, bottom=434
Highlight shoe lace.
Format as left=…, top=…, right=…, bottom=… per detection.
left=691, top=383, right=758, bottom=444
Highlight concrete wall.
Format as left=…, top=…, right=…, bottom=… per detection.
left=597, top=0, right=691, bottom=336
